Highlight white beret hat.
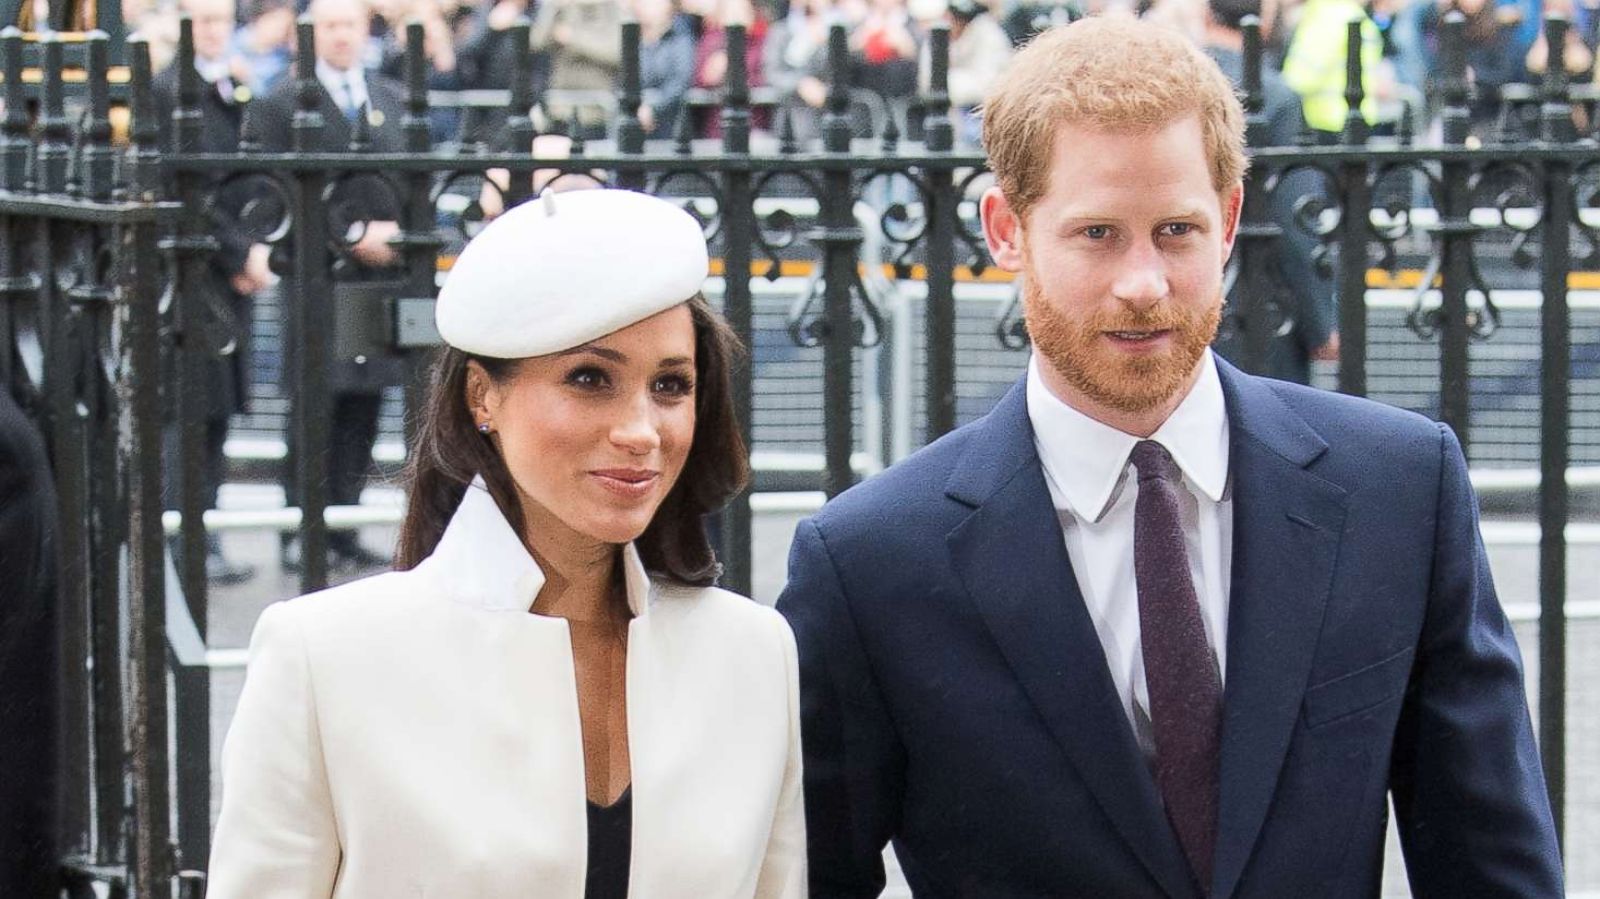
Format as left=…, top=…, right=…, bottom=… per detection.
left=435, top=188, right=710, bottom=358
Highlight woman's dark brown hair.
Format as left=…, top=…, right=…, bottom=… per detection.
left=394, top=295, right=748, bottom=586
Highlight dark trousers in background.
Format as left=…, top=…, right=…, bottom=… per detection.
left=163, top=416, right=230, bottom=514
left=284, top=391, right=381, bottom=551
left=163, top=416, right=232, bottom=569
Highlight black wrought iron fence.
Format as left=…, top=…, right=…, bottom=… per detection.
left=0, top=8, right=1592, bottom=896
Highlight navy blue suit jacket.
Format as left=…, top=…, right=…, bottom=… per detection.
left=776, top=358, right=1562, bottom=898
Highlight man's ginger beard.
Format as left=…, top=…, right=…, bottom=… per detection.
left=1021, top=260, right=1222, bottom=415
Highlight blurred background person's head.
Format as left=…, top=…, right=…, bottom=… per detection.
left=128, top=0, right=184, bottom=72
left=182, top=0, right=238, bottom=63
left=310, top=0, right=371, bottom=70
left=633, top=0, right=679, bottom=36
left=241, top=0, right=297, bottom=47
left=1205, top=0, right=1277, bottom=42
left=233, top=0, right=295, bottom=91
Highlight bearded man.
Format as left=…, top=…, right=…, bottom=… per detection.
left=775, top=16, right=1562, bottom=899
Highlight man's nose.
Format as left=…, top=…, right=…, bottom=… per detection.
left=1110, top=239, right=1168, bottom=310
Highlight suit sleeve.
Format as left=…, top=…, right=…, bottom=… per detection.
left=241, top=93, right=292, bottom=154
left=775, top=518, right=905, bottom=899
left=754, top=615, right=808, bottom=899
left=0, top=396, right=59, bottom=899
left=208, top=602, right=341, bottom=898
left=1267, top=98, right=1336, bottom=354
left=1389, top=424, right=1563, bottom=896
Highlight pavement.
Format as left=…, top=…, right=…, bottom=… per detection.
left=193, top=479, right=1600, bottom=895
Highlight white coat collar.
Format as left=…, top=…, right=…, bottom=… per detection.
left=420, top=476, right=653, bottom=616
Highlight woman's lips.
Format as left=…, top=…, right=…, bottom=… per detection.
left=590, top=469, right=661, bottom=499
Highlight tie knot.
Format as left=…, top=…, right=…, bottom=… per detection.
left=1130, top=440, right=1180, bottom=484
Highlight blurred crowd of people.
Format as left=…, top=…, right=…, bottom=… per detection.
left=127, top=0, right=1596, bottom=581
left=133, top=0, right=1600, bottom=150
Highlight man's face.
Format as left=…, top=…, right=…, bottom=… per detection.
left=313, top=0, right=368, bottom=71
left=185, top=0, right=237, bottom=61
left=982, top=115, right=1241, bottom=421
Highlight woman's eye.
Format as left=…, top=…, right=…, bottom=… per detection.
left=565, top=367, right=610, bottom=390
left=653, top=374, right=694, bottom=397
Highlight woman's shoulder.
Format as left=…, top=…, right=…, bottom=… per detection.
left=648, top=579, right=793, bottom=642
left=255, top=567, right=436, bottom=641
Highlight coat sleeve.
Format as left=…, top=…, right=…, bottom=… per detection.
left=240, top=92, right=291, bottom=154
left=0, top=394, right=59, bottom=899
left=1265, top=90, right=1335, bottom=354
left=775, top=518, right=905, bottom=899
left=561, top=7, right=624, bottom=68
left=207, top=602, right=342, bottom=898
left=754, top=614, right=808, bottom=899
left=1388, top=423, right=1563, bottom=896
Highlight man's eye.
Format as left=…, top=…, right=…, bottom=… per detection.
left=565, top=367, right=609, bottom=389
left=1084, top=225, right=1111, bottom=240
left=1163, top=222, right=1194, bottom=237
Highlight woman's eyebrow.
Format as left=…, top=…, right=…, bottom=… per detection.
left=657, top=356, right=693, bottom=368
left=556, top=345, right=627, bottom=363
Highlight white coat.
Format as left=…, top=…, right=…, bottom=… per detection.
left=207, top=480, right=806, bottom=898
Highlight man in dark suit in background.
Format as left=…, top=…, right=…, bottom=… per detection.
left=244, top=0, right=410, bottom=568
left=155, top=0, right=271, bottom=584
left=778, top=17, right=1562, bottom=898
left=0, top=388, right=59, bottom=899
left=1204, top=0, right=1340, bottom=385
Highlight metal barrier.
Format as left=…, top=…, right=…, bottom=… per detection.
left=0, top=9, right=1594, bottom=896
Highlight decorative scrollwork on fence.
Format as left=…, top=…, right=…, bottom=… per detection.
left=650, top=169, right=724, bottom=243
left=752, top=169, right=821, bottom=282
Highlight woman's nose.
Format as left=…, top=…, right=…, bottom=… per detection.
left=610, top=394, right=662, bottom=455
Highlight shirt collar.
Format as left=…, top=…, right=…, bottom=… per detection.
left=1027, top=349, right=1230, bottom=522
left=419, top=476, right=653, bottom=616
left=314, top=60, right=367, bottom=101
left=194, top=55, right=230, bottom=83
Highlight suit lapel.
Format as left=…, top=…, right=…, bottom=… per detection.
left=316, top=86, right=354, bottom=148
left=945, top=383, right=1199, bottom=899
left=1209, top=362, right=1348, bottom=899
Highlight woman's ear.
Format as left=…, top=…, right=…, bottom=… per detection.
left=464, top=359, right=496, bottom=427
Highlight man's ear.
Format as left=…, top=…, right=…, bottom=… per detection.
left=980, top=186, right=1026, bottom=273
left=1219, top=183, right=1244, bottom=262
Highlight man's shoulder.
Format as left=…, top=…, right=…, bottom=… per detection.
left=152, top=65, right=180, bottom=97
left=810, top=415, right=987, bottom=536
left=367, top=73, right=409, bottom=105
left=244, top=78, right=299, bottom=122
left=1245, top=374, right=1445, bottom=462
left=257, top=75, right=301, bottom=105
left=0, top=391, right=49, bottom=488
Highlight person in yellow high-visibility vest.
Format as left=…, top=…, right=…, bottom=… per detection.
left=1282, top=0, right=1385, bottom=139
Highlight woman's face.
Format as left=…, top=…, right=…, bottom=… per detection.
left=469, top=305, right=698, bottom=548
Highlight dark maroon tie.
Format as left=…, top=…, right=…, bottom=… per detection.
left=1130, top=440, right=1222, bottom=893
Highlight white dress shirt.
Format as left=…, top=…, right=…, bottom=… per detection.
left=1026, top=350, right=1233, bottom=753
left=315, top=59, right=368, bottom=114
left=195, top=55, right=229, bottom=83
left=194, top=55, right=238, bottom=103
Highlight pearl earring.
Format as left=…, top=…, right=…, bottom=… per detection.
left=477, top=422, right=491, bottom=434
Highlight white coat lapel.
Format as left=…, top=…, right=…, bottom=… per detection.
left=419, top=476, right=655, bottom=618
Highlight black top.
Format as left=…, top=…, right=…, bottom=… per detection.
left=585, top=787, right=632, bottom=899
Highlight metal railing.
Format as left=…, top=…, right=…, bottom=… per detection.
left=1, top=8, right=1594, bottom=896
